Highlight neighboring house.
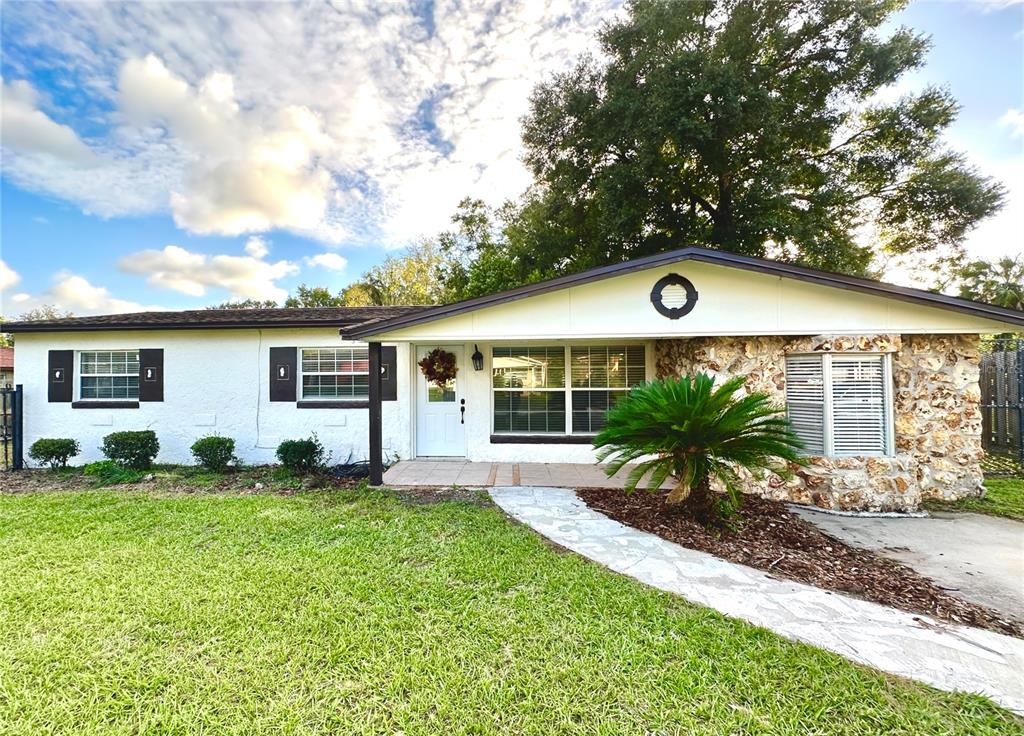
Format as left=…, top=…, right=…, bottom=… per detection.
left=0, top=346, right=13, bottom=388
left=3, top=247, right=1023, bottom=512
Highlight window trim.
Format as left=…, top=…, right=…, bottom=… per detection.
left=489, top=343, right=650, bottom=438
left=76, top=349, right=140, bottom=403
left=786, top=351, right=895, bottom=458
left=297, top=345, right=371, bottom=403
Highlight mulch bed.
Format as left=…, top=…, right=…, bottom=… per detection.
left=576, top=487, right=1024, bottom=639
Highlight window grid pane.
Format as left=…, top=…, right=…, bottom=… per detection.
left=492, top=347, right=565, bottom=389
left=300, top=347, right=370, bottom=399
left=570, top=345, right=645, bottom=388
left=80, top=351, right=139, bottom=400
left=571, top=390, right=629, bottom=433
left=569, top=345, right=645, bottom=434
left=493, top=389, right=565, bottom=434
left=80, top=375, right=140, bottom=400
left=491, top=345, right=645, bottom=435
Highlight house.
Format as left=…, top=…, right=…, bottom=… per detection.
left=0, top=346, right=12, bottom=388
left=3, top=247, right=1022, bottom=511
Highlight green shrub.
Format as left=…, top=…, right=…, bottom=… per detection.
left=28, top=438, right=80, bottom=469
left=101, top=430, right=160, bottom=470
left=276, top=435, right=327, bottom=474
left=190, top=435, right=238, bottom=472
left=83, top=460, right=145, bottom=485
left=594, top=373, right=804, bottom=525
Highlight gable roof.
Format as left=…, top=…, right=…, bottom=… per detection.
left=0, top=305, right=435, bottom=333
left=345, top=246, right=1024, bottom=338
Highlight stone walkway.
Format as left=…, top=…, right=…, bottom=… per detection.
left=490, top=486, right=1024, bottom=714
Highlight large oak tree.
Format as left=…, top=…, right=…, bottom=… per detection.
left=514, top=0, right=1004, bottom=277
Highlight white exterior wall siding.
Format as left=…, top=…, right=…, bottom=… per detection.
left=15, top=329, right=411, bottom=466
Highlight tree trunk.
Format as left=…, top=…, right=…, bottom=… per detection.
left=710, top=174, right=734, bottom=247
left=666, top=474, right=716, bottom=524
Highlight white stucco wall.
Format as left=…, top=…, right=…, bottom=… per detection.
left=13, top=329, right=411, bottom=467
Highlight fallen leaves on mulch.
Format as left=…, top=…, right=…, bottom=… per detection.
left=576, top=487, right=1023, bottom=639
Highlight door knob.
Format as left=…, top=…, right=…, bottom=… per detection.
left=460, top=398, right=465, bottom=424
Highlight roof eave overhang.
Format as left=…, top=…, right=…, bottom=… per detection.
left=344, top=247, right=1024, bottom=340
left=1, top=321, right=372, bottom=334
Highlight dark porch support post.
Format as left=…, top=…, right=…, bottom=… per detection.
left=368, top=341, right=383, bottom=485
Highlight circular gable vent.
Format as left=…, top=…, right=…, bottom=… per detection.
left=650, top=273, right=698, bottom=319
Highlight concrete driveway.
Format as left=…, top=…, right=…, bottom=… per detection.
left=793, top=508, right=1024, bottom=621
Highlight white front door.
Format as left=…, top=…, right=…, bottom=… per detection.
left=415, top=345, right=466, bottom=457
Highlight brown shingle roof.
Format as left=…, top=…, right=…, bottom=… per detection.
left=0, top=306, right=436, bottom=333
left=0, top=347, right=12, bottom=369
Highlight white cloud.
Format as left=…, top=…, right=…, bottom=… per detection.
left=0, top=79, right=96, bottom=165
left=0, top=260, right=21, bottom=293
left=0, top=1, right=619, bottom=246
left=243, top=236, right=269, bottom=259
left=44, top=273, right=159, bottom=314
left=3, top=271, right=162, bottom=316
left=305, top=252, right=348, bottom=271
left=999, top=108, right=1024, bottom=139
left=118, top=244, right=299, bottom=302
left=117, top=56, right=342, bottom=240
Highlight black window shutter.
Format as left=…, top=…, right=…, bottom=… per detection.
left=380, top=346, right=398, bottom=401
left=138, top=348, right=164, bottom=402
left=270, top=347, right=297, bottom=402
left=48, top=350, right=73, bottom=402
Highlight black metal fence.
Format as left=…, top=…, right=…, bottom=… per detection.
left=1, top=385, right=24, bottom=471
left=980, top=338, right=1023, bottom=476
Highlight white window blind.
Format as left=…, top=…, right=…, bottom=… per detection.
left=830, top=355, right=888, bottom=456
left=784, top=353, right=891, bottom=457
left=783, top=355, right=826, bottom=455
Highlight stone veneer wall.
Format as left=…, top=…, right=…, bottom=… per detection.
left=655, top=334, right=984, bottom=512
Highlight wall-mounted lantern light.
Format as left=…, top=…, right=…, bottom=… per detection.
left=471, top=344, right=484, bottom=371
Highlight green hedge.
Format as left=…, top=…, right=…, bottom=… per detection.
left=190, top=436, right=238, bottom=472
left=101, top=430, right=159, bottom=470
left=276, top=436, right=327, bottom=474
left=28, top=438, right=80, bottom=469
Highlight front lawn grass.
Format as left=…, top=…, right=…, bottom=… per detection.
left=0, top=487, right=1019, bottom=735
left=925, top=477, right=1024, bottom=521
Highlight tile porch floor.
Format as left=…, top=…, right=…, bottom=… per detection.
left=381, top=459, right=669, bottom=489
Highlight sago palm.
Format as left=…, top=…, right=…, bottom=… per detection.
left=593, top=373, right=804, bottom=523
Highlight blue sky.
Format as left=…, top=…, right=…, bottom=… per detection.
left=1, top=0, right=1022, bottom=316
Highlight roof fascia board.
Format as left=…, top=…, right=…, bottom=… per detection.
left=1, top=321, right=368, bottom=334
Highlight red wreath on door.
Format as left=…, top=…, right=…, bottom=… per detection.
left=418, top=348, right=458, bottom=389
